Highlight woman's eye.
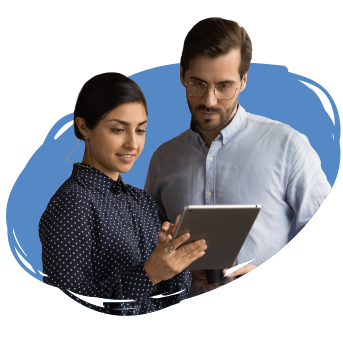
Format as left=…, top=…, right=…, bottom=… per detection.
left=111, top=128, right=124, bottom=134
left=136, top=129, right=146, bottom=135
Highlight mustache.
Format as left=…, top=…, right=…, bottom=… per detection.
left=194, top=105, right=222, bottom=114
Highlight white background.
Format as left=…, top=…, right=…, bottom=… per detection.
left=0, top=0, right=343, bottom=349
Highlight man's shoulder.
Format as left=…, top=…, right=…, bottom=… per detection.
left=152, top=129, right=191, bottom=156
left=245, top=111, right=301, bottom=138
left=246, top=112, right=291, bottom=129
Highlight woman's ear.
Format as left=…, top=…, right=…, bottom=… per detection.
left=75, top=117, right=90, bottom=139
left=180, top=67, right=185, bottom=87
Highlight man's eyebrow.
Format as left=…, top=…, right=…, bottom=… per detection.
left=107, top=119, right=147, bottom=126
left=189, top=76, right=236, bottom=84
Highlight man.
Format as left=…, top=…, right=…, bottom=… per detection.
left=144, top=18, right=331, bottom=295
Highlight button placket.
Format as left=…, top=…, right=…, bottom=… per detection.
left=205, top=139, right=223, bottom=205
left=205, top=142, right=217, bottom=205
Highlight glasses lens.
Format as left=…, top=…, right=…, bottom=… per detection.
left=186, top=82, right=207, bottom=98
left=215, top=83, right=236, bottom=100
left=186, top=82, right=237, bottom=100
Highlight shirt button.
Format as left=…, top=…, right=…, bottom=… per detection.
left=207, top=192, right=212, bottom=197
left=223, top=139, right=227, bottom=144
left=208, top=156, right=213, bottom=161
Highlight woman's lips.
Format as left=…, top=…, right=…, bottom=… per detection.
left=117, top=154, right=135, bottom=163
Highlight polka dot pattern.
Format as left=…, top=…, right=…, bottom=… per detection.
left=39, top=164, right=191, bottom=315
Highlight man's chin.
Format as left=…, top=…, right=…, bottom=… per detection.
left=195, top=120, right=223, bottom=132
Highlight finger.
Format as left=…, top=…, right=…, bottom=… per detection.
left=161, top=221, right=172, bottom=232
left=158, top=231, right=167, bottom=245
left=223, top=268, right=229, bottom=276
left=160, top=233, right=174, bottom=250
left=225, top=270, right=239, bottom=278
left=180, top=240, right=207, bottom=259
left=169, top=232, right=191, bottom=250
left=166, top=233, right=173, bottom=244
left=177, top=242, right=207, bottom=268
left=166, top=223, right=175, bottom=236
left=180, top=239, right=207, bottom=254
left=224, top=264, right=256, bottom=277
left=171, top=215, right=181, bottom=234
left=224, top=270, right=239, bottom=277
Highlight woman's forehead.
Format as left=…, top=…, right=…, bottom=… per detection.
left=102, top=103, right=147, bottom=125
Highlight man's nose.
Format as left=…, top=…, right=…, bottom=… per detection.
left=201, top=86, right=218, bottom=108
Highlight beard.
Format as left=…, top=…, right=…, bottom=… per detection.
left=188, top=99, right=238, bottom=132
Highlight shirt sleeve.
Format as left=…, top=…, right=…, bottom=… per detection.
left=144, top=153, right=169, bottom=223
left=285, top=132, right=331, bottom=234
left=39, top=192, right=192, bottom=315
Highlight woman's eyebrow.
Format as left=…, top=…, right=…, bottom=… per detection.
left=107, top=119, right=147, bottom=126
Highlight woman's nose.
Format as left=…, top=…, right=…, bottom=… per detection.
left=124, top=133, right=138, bottom=150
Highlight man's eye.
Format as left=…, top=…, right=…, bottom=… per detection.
left=217, top=83, right=231, bottom=90
left=191, top=81, right=205, bottom=88
left=111, top=128, right=124, bottom=133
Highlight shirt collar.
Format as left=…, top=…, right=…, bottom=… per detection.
left=189, top=104, right=247, bottom=148
left=72, top=163, right=127, bottom=195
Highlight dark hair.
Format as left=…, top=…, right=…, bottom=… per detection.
left=74, top=72, right=148, bottom=139
left=180, top=18, right=252, bottom=80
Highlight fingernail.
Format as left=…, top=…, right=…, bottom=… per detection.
left=184, top=233, right=190, bottom=239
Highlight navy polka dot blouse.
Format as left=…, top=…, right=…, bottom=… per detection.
left=39, top=164, right=191, bottom=315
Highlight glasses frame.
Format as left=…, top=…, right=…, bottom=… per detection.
left=184, top=77, right=244, bottom=101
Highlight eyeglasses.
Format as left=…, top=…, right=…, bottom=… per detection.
left=184, top=77, right=244, bottom=100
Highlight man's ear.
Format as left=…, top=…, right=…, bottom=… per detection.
left=240, top=72, right=248, bottom=93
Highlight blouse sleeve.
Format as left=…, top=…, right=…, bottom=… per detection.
left=39, top=192, right=191, bottom=315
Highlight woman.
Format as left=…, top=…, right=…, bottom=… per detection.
left=39, top=73, right=207, bottom=315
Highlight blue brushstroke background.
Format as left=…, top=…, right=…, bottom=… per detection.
left=6, top=63, right=340, bottom=283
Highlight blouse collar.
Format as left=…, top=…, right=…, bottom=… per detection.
left=72, top=163, right=127, bottom=195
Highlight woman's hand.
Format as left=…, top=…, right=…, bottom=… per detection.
left=144, top=216, right=207, bottom=285
left=160, top=215, right=180, bottom=237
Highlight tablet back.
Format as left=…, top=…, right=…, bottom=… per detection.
left=172, top=205, right=261, bottom=270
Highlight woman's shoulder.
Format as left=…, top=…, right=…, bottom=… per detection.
left=124, top=183, right=156, bottom=204
left=44, top=174, right=94, bottom=212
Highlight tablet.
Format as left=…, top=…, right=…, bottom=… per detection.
left=172, top=205, right=261, bottom=270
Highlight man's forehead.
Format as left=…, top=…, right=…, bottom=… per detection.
left=186, top=49, right=241, bottom=83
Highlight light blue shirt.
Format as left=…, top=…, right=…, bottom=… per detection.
left=144, top=105, right=331, bottom=267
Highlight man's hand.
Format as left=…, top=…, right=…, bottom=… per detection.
left=191, top=264, right=256, bottom=291
left=223, top=264, right=256, bottom=278
left=192, top=270, right=227, bottom=291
